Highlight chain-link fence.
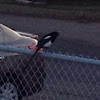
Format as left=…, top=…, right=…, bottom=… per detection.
left=0, top=45, right=100, bottom=100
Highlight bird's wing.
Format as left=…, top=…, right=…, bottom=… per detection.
left=37, top=37, right=51, bottom=48
left=44, top=36, right=51, bottom=39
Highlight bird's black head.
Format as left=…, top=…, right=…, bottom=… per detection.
left=49, top=31, right=59, bottom=42
left=50, top=31, right=59, bottom=37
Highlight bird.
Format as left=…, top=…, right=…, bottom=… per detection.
left=22, top=31, right=59, bottom=72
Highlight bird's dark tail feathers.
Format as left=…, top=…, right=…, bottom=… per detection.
left=22, top=47, right=40, bottom=72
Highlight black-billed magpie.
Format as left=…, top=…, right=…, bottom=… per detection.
left=22, top=31, right=59, bottom=72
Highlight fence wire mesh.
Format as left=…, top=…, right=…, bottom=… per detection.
left=0, top=50, right=100, bottom=100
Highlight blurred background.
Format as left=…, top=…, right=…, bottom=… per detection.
left=0, top=0, right=100, bottom=5
left=0, top=0, right=100, bottom=22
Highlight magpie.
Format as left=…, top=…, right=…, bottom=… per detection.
left=22, top=31, right=59, bottom=72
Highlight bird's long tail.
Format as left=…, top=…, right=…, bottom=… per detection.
left=22, top=48, right=40, bottom=72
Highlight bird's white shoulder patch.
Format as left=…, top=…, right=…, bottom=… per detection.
left=44, top=36, right=51, bottom=39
